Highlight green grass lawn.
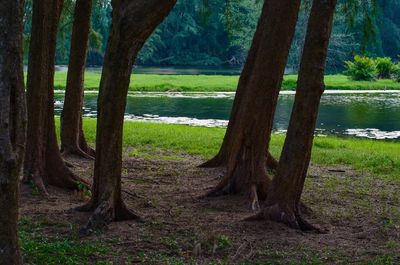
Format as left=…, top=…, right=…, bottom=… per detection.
left=52, top=72, right=400, bottom=92
left=79, top=119, right=400, bottom=181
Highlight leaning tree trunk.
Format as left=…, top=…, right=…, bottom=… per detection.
left=0, top=0, right=26, bottom=264
left=200, top=0, right=278, bottom=171
left=204, top=0, right=301, bottom=205
left=23, top=0, right=87, bottom=194
left=78, top=0, right=177, bottom=235
left=249, top=0, right=337, bottom=231
left=61, top=0, right=95, bottom=159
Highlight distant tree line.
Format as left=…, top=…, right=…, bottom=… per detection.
left=21, top=0, right=400, bottom=72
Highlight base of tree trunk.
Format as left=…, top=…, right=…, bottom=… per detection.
left=77, top=199, right=143, bottom=236
left=61, top=145, right=95, bottom=160
left=203, top=163, right=270, bottom=210
left=23, top=165, right=89, bottom=195
left=245, top=203, right=325, bottom=233
left=79, top=128, right=96, bottom=157
left=200, top=152, right=279, bottom=172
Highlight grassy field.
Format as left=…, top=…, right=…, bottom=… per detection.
left=78, top=119, right=400, bottom=181
left=52, top=72, right=400, bottom=92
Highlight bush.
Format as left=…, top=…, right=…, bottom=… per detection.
left=393, top=64, right=400, bottom=82
left=344, top=55, right=377, bottom=81
left=375, top=57, right=395, bottom=79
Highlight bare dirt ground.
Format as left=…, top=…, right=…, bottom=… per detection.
left=20, top=150, right=400, bottom=264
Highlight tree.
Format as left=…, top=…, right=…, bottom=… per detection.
left=61, top=0, right=95, bottom=159
left=202, top=0, right=301, bottom=207
left=0, top=0, right=26, bottom=263
left=249, top=0, right=337, bottom=230
left=79, top=0, right=177, bottom=234
left=23, top=0, right=87, bottom=194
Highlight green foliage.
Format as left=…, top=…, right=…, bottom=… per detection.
left=345, top=55, right=378, bottom=81
left=375, top=57, right=395, bottom=79
left=392, top=63, right=400, bottom=82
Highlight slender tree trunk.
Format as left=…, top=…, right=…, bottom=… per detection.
left=61, top=0, right=95, bottom=159
left=0, top=0, right=26, bottom=263
left=204, top=0, right=301, bottom=204
left=78, top=0, right=176, bottom=235
left=249, top=0, right=337, bottom=231
left=23, top=0, right=87, bottom=194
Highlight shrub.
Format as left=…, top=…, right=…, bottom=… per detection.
left=393, top=64, right=400, bottom=82
left=375, top=57, right=395, bottom=79
left=344, top=55, right=377, bottom=81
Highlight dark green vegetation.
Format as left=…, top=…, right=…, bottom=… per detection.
left=345, top=55, right=400, bottom=81
left=52, top=72, right=400, bottom=92
left=23, top=0, right=400, bottom=71
left=19, top=120, right=400, bottom=264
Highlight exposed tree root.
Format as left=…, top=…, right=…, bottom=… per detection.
left=79, top=128, right=96, bottom=157
left=61, top=145, right=95, bottom=160
left=244, top=203, right=326, bottom=233
left=198, top=153, right=224, bottom=168
left=202, top=166, right=270, bottom=210
left=78, top=200, right=142, bottom=236
left=23, top=166, right=89, bottom=195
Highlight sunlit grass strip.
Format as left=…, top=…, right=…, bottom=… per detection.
left=51, top=72, right=400, bottom=92
left=76, top=119, right=400, bottom=181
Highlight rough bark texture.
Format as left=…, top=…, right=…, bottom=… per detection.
left=252, top=0, right=337, bottom=230
left=23, top=0, right=86, bottom=194
left=61, top=0, right=95, bottom=159
left=79, top=0, right=177, bottom=234
left=0, top=0, right=26, bottom=263
left=205, top=0, right=301, bottom=202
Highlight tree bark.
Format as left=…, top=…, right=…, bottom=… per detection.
left=78, top=0, right=177, bottom=235
left=204, top=0, right=301, bottom=203
left=23, top=0, right=87, bottom=194
left=61, top=0, right=95, bottom=159
left=250, top=0, right=337, bottom=231
left=200, top=3, right=278, bottom=170
left=0, top=0, right=26, bottom=264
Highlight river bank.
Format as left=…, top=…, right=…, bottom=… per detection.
left=52, top=72, right=400, bottom=92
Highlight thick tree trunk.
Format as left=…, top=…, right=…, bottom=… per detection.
left=0, top=0, right=26, bottom=264
left=250, top=0, right=337, bottom=231
left=23, top=0, right=87, bottom=194
left=79, top=0, right=176, bottom=235
left=204, top=0, right=301, bottom=203
left=200, top=1, right=278, bottom=171
left=61, top=0, right=95, bottom=159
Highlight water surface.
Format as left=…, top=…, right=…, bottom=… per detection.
left=54, top=92, right=400, bottom=140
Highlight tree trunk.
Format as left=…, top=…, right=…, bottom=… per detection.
left=250, top=0, right=337, bottom=231
left=78, top=0, right=177, bottom=235
left=23, top=0, right=87, bottom=194
left=60, top=0, right=95, bottom=159
left=200, top=0, right=279, bottom=171
left=0, top=0, right=26, bottom=264
left=204, top=0, right=301, bottom=204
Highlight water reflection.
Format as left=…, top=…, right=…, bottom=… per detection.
left=54, top=92, right=400, bottom=140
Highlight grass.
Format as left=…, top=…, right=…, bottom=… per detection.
left=78, top=119, right=400, bottom=181
left=19, top=218, right=111, bottom=265
left=24, top=120, right=400, bottom=264
left=52, top=72, right=400, bottom=92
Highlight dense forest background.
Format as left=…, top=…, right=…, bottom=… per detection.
left=23, top=0, right=400, bottom=73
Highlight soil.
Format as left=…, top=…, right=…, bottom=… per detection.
left=20, top=149, right=400, bottom=264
